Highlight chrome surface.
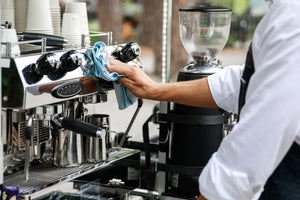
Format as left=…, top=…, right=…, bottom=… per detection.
left=85, top=114, right=110, bottom=162
left=180, top=62, right=223, bottom=75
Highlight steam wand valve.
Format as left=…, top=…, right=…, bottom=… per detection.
left=24, top=115, right=33, bottom=181
left=119, top=98, right=143, bottom=148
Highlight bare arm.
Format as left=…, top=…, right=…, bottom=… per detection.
left=106, top=56, right=217, bottom=108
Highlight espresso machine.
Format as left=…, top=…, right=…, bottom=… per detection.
left=152, top=5, right=233, bottom=196
left=1, top=30, right=144, bottom=199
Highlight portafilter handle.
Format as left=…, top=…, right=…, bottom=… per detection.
left=57, top=117, right=105, bottom=138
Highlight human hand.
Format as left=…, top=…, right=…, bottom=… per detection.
left=106, top=56, right=161, bottom=100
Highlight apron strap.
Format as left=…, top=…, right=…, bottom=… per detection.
left=238, top=43, right=255, bottom=120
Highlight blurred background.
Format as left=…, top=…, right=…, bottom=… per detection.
left=59, top=0, right=269, bottom=77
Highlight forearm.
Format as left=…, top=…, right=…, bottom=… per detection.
left=156, top=77, right=217, bottom=108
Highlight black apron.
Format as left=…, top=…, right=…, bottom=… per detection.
left=238, top=44, right=300, bottom=199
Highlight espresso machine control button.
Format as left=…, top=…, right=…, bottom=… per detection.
left=36, top=53, right=59, bottom=75
left=48, top=50, right=83, bottom=81
left=22, top=53, right=60, bottom=85
left=60, top=50, right=80, bottom=72
left=22, top=63, right=43, bottom=85
left=47, top=68, right=67, bottom=81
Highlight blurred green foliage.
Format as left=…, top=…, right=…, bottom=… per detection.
left=195, top=0, right=263, bottom=46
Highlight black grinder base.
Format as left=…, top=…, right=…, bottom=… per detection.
left=168, top=67, right=226, bottom=196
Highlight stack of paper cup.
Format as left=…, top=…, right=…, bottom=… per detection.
left=61, top=13, right=81, bottom=48
left=26, top=0, right=53, bottom=35
left=49, top=0, right=61, bottom=36
left=1, top=0, right=15, bottom=29
left=1, top=29, right=20, bottom=57
left=14, top=0, right=28, bottom=33
left=65, top=2, right=90, bottom=47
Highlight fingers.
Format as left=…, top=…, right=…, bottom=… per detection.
left=117, top=76, right=134, bottom=86
left=106, top=55, right=138, bottom=77
left=106, top=56, right=125, bottom=73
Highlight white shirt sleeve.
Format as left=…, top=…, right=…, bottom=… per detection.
left=199, top=1, right=300, bottom=199
left=207, top=65, right=244, bottom=114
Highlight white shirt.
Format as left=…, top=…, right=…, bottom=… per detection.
left=199, top=0, right=300, bottom=199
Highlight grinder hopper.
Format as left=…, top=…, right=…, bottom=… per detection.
left=179, top=5, right=232, bottom=69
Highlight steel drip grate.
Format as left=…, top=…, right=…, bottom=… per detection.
left=4, top=148, right=139, bottom=197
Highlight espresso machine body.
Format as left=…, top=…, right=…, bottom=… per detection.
left=1, top=41, right=142, bottom=198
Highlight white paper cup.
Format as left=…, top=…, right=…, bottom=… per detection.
left=26, top=0, right=53, bottom=31
left=51, top=6, right=61, bottom=36
left=49, top=0, right=60, bottom=8
left=1, top=29, right=20, bottom=57
left=15, top=0, right=28, bottom=32
left=2, top=0, right=14, bottom=8
left=61, top=13, right=81, bottom=35
left=1, top=0, right=15, bottom=28
left=65, top=2, right=89, bottom=35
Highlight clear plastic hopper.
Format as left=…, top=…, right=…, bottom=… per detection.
left=179, top=6, right=232, bottom=66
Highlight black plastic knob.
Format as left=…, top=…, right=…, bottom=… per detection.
left=22, top=63, right=43, bottom=85
left=60, top=50, right=80, bottom=72
left=47, top=68, right=67, bottom=81
left=36, top=53, right=59, bottom=75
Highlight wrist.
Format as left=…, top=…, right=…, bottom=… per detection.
left=152, top=83, right=168, bottom=101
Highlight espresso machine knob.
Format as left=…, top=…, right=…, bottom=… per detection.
left=36, top=53, right=59, bottom=75
left=22, top=63, right=43, bottom=84
left=48, top=50, right=79, bottom=81
left=23, top=53, right=60, bottom=84
left=113, top=42, right=141, bottom=63
left=60, top=50, right=80, bottom=72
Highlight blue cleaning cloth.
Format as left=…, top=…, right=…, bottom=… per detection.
left=84, top=41, right=137, bottom=110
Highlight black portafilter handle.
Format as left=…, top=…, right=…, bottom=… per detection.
left=58, top=117, right=103, bottom=138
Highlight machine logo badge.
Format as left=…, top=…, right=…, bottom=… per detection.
left=51, top=81, right=84, bottom=98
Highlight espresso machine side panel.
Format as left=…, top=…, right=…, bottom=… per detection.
left=2, top=60, right=24, bottom=108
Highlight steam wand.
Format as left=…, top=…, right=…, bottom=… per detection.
left=119, top=98, right=143, bottom=148
left=24, top=114, right=33, bottom=181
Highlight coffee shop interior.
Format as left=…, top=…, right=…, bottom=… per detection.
left=0, top=0, right=270, bottom=199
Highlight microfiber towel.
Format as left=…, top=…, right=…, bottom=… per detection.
left=84, top=41, right=137, bottom=110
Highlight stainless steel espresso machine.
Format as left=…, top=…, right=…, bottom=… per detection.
left=1, top=31, right=144, bottom=199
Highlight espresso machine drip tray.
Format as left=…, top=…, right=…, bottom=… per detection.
left=3, top=148, right=140, bottom=198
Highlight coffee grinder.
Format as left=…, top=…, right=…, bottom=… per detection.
left=167, top=5, right=232, bottom=195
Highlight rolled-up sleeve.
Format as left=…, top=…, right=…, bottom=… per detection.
left=207, top=65, right=244, bottom=114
